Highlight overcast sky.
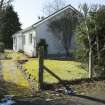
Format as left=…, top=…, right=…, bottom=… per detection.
left=13, top=0, right=105, bottom=29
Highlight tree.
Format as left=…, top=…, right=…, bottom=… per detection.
left=0, top=0, right=13, bottom=10
left=93, top=5, right=105, bottom=76
left=0, top=5, right=21, bottom=48
left=79, top=4, right=93, bottom=78
left=43, top=0, right=66, bottom=16
left=75, top=4, right=105, bottom=78
left=0, top=9, right=4, bottom=42
left=49, top=11, right=78, bottom=57
left=0, top=0, right=13, bottom=42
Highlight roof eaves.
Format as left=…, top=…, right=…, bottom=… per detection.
left=15, top=4, right=81, bottom=34
left=32, top=4, right=81, bottom=28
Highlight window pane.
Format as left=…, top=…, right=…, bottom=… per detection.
left=29, top=34, right=32, bottom=44
left=23, top=36, right=25, bottom=45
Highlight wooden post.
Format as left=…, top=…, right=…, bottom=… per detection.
left=38, top=46, right=44, bottom=90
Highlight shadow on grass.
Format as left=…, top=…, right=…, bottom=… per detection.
left=43, top=74, right=105, bottom=90
left=45, top=57, right=75, bottom=61
left=43, top=65, right=105, bottom=88
left=43, top=66, right=73, bottom=91
left=42, top=67, right=105, bottom=104
left=0, top=53, right=32, bottom=99
left=0, top=80, right=32, bottom=99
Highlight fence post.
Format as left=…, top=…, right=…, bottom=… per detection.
left=38, top=46, right=44, bottom=90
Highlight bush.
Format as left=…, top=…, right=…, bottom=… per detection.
left=18, top=50, right=24, bottom=53
left=0, top=42, right=5, bottom=53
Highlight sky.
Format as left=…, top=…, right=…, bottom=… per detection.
left=13, top=0, right=105, bottom=29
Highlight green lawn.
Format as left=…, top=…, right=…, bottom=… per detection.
left=4, top=50, right=88, bottom=84
left=23, top=59, right=88, bottom=84
left=0, top=50, right=88, bottom=97
left=0, top=50, right=31, bottom=97
left=4, top=50, right=28, bottom=60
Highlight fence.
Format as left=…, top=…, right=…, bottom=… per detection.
left=38, top=46, right=73, bottom=93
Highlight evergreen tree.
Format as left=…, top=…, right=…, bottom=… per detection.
left=1, top=5, right=21, bottom=48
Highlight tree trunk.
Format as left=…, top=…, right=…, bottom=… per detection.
left=85, top=19, right=93, bottom=78
left=89, top=46, right=92, bottom=78
left=96, top=34, right=100, bottom=63
left=65, top=46, right=69, bottom=57
left=63, top=37, right=70, bottom=57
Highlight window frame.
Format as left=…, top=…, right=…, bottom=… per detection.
left=29, top=34, right=33, bottom=44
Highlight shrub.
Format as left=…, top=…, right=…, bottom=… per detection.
left=18, top=50, right=24, bottom=53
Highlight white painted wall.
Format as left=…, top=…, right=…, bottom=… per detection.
left=36, top=21, right=66, bottom=55
left=35, top=8, right=75, bottom=55
left=23, top=30, right=36, bottom=56
left=13, top=8, right=76, bottom=57
left=13, top=33, right=23, bottom=51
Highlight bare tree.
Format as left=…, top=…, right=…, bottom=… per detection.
left=49, top=11, right=78, bottom=57
left=0, top=0, right=13, bottom=10
left=79, top=4, right=93, bottom=78
left=43, top=0, right=66, bottom=16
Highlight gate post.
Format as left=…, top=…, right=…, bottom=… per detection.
left=38, top=46, right=44, bottom=90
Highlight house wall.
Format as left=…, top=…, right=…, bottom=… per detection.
left=13, top=33, right=23, bottom=51
left=13, top=8, right=76, bottom=57
left=35, top=8, right=76, bottom=56
left=36, top=22, right=66, bottom=55
left=22, top=30, right=36, bottom=56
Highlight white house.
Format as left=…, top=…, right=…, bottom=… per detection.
left=12, top=5, right=80, bottom=57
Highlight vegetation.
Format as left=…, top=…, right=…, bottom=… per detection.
left=0, top=51, right=31, bottom=97
left=1, top=2, right=105, bottom=100
left=4, top=50, right=27, bottom=60
left=42, top=0, right=66, bottom=16
left=0, top=42, right=4, bottom=52
left=0, top=0, right=13, bottom=10
left=75, top=4, right=105, bottom=78
left=0, top=5, right=21, bottom=48
left=49, top=12, right=78, bottom=56
left=2, top=61, right=29, bottom=87
left=23, top=59, right=88, bottom=84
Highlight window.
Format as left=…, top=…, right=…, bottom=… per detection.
left=13, top=37, right=16, bottom=44
left=29, top=34, right=32, bottom=44
left=33, top=36, right=36, bottom=48
left=13, top=37, right=17, bottom=50
left=23, top=35, right=25, bottom=45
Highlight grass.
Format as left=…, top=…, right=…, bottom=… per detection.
left=72, top=79, right=105, bottom=96
left=0, top=50, right=30, bottom=97
left=1, top=51, right=29, bottom=87
left=1, top=50, right=105, bottom=102
left=2, top=62, right=29, bottom=87
left=3, top=50, right=88, bottom=84
left=3, top=50, right=105, bottom=102
left=4, top=50, right=28, bottom=60
left=23, top=59, right=88, bottom=84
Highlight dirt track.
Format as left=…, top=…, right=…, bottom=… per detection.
left=14, top=95, right=105, bottom=105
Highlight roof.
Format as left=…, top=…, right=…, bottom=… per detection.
left=13, top=4, right=81, bottom=36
